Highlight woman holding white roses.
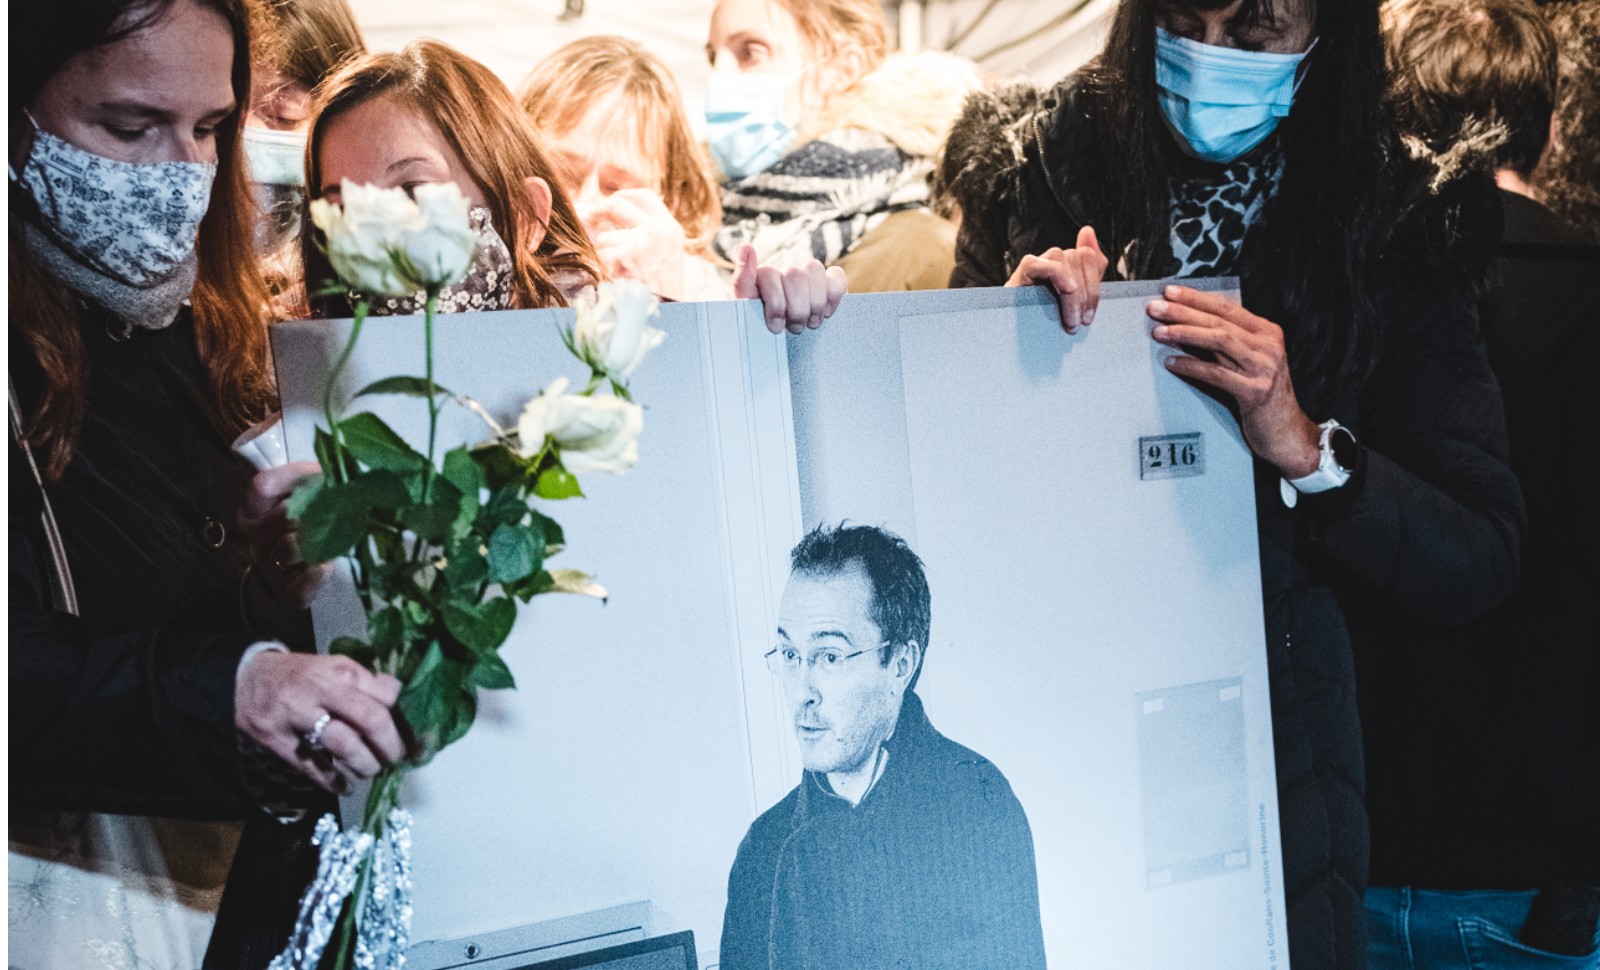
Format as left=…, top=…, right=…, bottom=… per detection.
left=304, top=40, right=847, bottom=334
left=9, top=0, right=409, bottom=965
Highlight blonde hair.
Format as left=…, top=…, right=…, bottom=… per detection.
left=520, top=35, right=722, bottom=244
left=307, top=41, right=601, bottom=310
left=776, top=0, right=890, bottom=74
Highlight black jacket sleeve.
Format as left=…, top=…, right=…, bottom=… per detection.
left=950, top=767, right=1049, bottom=970
left=9, top=438, right=257, bottom=820
left=1304, top=275, right=1526, bottom=624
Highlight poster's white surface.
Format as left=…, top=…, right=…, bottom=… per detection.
left=272, top=281, right=1287, bottom=970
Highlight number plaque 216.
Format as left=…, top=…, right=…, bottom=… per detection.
left=1139, top=433, right=1205, bottom=481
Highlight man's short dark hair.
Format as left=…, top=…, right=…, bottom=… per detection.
left=790, top=523, right=932, bottom=690
left=1385, top=0, right=1560, bottom=177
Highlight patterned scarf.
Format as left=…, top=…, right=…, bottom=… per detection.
left=1165, top=140, right=1285, bottom=278
left=21, top=218, right=197, bottom=332
left=712, top=127, right=933, bottom=270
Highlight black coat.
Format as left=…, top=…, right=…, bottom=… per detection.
left=10, top=304, right=262, bottom=816
left=720, top=692, right=1048, bottom=970
left=1354, top=191, right=1600, bottom=889
left=9, top=300, right=320, bottom=967
left=947, top=78, right=1525, bottom=970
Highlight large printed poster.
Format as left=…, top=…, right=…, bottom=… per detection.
left=272, top=281, right=1288, bottom=970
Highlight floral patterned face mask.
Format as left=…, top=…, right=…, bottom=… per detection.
left=361, top=206, right=517, bottom=317
left=13, top=114, right=215, bottom=287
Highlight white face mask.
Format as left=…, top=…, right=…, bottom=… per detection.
left=242, top=125, right=307, bottom=187
left=13, top=115, right=216, bottom=287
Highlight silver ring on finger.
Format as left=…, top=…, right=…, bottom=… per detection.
left=303, top=712, right=332, bottom=753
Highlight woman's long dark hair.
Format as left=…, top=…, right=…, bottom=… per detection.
left=11, top=0, right=274, bottom=478
left=1083, top=0, right=1393, bottom=405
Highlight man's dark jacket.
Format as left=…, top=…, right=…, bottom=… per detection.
left=1355, top=190, right=1600, bottom=889
left=944, top=78, right=1525, bottom=970
left=719, top=691, right=1047, bottom=970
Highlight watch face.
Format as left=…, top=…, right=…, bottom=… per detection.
left=1329, top=427, right=1358, bottom=471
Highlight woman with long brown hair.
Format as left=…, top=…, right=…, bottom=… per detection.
left=10, top=0, right=405, bottom=963
left=308, top=40, right=846, bottom=333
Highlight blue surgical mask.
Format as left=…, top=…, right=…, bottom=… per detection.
left=705, top=72, right=797, bottom=181
left=1155, top=26, right=1313, bottom=163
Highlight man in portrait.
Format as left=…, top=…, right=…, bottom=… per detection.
left=719, top=523, right=1047, bottom=970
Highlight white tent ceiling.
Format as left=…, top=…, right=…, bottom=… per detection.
left=349, top=0, right=1117, bottom=114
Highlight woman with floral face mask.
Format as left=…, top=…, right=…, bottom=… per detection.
left=9, top=0, right=409, bottom=964
left=306, top=40, right=845, bottom=334
left=704, top=0, right=979, bottom=292
left=947, top=1, right=1523, bottom=968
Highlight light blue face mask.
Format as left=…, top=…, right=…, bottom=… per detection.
left=1155, top=26, right=1314, bottom=163
left=705, top=71, right=797, bottom=181
left=242, top=125, right=307, bottom=187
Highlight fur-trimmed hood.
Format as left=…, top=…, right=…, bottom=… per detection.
left=797, top=52, right=983, bottom=161
left=931, top=82, right=1043, bottom=232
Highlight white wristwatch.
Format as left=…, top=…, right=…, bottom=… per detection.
left=1280, top=419, right=1357, bottom=508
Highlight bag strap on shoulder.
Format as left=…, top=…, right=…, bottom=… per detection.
left=9, top=377, right=80, bottom=617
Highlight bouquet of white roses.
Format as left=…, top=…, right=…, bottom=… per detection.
left=270, top=182, right=663, bottom=970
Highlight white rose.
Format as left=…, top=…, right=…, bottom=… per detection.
left=310, top=180, right=479, bottom=297
left=324, top=182, right=426, bottom=296
left=311, top=193, right=412, bottom=298
left=402, top=183, right=479, bottom=290
left=572, top=280, right=666, bottom=380
left=516, top=377, right=645, bottom=475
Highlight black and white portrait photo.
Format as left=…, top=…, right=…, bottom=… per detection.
left=719, top=523, right=1047, bottom=970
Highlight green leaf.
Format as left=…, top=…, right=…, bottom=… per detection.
left=285, top=474, right=326, bottom=522
left=442, top=447, right=485, bottom=506
left=472, top=443, right=533, bottom=491
left=313, top=427, right=343, bottom=477
left=354, top=376, right=456, bottom=399
left=350, top=470, right=412, bottom=509
left=340, top=412, right=427, bottom=473
left=441, top=596, right=517, bottom=652
left=533, top=464, right=584, bottom=500
left=396, top=645, right=478, bottom=765
left=483, top=486, right=529, bottom=527
left=441, top=536, right=489, bottom=590
left=468, top=651, right=516, bottom=691
left=513, top=568, right=608, bottom=602
left=529, top=510, right=565, bottom=554
left=398, top=477, right=464, bottom=542
left=293, top=481, right=374, bottom=563
left=328, top=636, right=376, bottom=667
left=367, top=607, right=406, bottom=655
left=486, top=523, right=545, bottom=585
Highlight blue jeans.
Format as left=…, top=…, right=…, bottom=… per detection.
left=1366, top=887, right=1600, bottom=970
